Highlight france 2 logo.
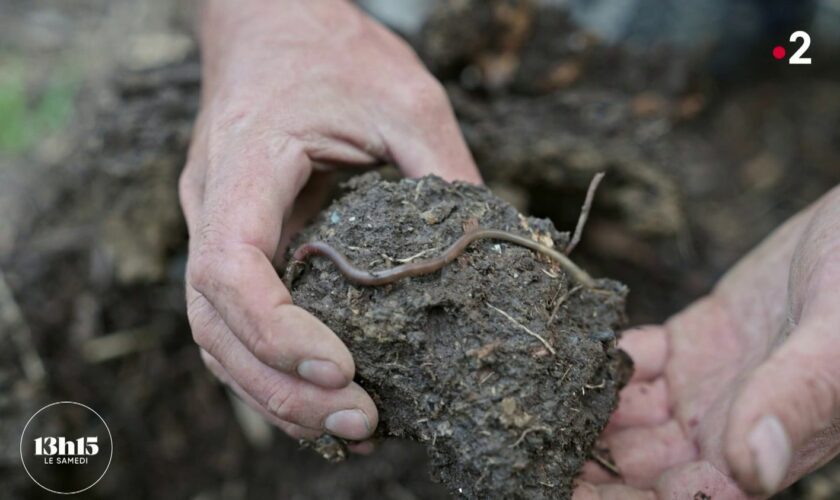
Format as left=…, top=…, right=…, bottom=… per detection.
left=773, top=31, right=812, bottom=65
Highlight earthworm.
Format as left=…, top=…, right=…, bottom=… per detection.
left=290, top=229, right=595, bottom=287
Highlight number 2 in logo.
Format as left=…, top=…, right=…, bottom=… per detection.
left=789, top=31, right=812, bottom=65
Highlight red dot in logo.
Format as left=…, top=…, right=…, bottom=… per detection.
left=772, top=45, right=786, bottom=60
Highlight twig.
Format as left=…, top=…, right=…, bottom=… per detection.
left=414, top=179, right=424, bottom=201
left=591, top=449, right=621, bottom=476
left=81, top=327, right=160, bottom=363
left=541, top=268, right=560, bottom=279
left=547, top=284, right=582, bottom=325
left=509, top=425, right=550, bottom=448
left=559, top=365, right=571, bottom=384
left=486, top=302, right=556, bottom=355
left=393, top=247, right=439, bottom=263
left=0, top=270, right=46, bottom=384
left=566, top=172, right=605, bottom=254
left=582, top=379, right=606, bottom=395
left=475, top=470, right=488, bottom=489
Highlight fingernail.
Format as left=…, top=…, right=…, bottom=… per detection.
left=324, top=409, right=371, bottom=440
left=748, top=415, right=791, bottom=493
left=297, top=359, right=346, bottom=388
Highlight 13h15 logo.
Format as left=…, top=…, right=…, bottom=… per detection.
left=20, top=401, right=113, bottom=495
left=33, top=436, right=100, bottom=464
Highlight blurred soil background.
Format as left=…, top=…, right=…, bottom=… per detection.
left=1, top=0, right=839, bottom=498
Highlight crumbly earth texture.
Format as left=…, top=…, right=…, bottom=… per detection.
left=286, top=173, right=632, bottom=499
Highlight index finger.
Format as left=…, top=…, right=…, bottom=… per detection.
left=619, top=326, right=668, bottom=383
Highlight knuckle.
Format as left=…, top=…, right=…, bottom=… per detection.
left=178, top=166, right=200, bottom=203
left=186, top=232, right=229, bottom=292
left=187, top=312, right=212, bottom=348
left=185, top=293, right=224, bottom=353
left=801, top=362, right=840, bottom=425
left=266, top=385, right=299, bottom=422
left=396, top=76, right=449, bottom=117
left=212, top=94, right=251, bottom=121
left=189, top=241, right=265, bottom=293
left=251, top=334, right=282, bottom=369
left=186, top=293, right=208, bottom=331
left=211, top=99, right=262, bottom=137
left=186, top=251, right=216, bottom=293
left=188, top=317, right=216, bottom=353
left=250, top=308, right=296, bottom=370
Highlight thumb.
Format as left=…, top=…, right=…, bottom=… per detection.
left=726, top=186, right=840, bottom=495
left=724, top=300, right=840, bottom=494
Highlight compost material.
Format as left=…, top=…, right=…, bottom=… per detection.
left=287, top=173, right=631, bottom=499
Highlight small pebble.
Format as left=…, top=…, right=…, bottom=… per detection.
left=591, top=330, right=615, bottom=342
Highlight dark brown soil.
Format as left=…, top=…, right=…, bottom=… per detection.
left=287, top=173, right=631, bottom=499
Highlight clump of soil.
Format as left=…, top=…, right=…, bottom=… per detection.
left=286, top=173, right=632, bottom=499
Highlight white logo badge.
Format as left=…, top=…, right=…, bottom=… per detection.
left=20, top=401, right=113, bottom=495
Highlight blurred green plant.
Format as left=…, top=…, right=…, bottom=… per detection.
left=0, top=58, right=77, bottom=154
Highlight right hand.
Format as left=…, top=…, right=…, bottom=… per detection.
left=575, top=185, right=840, bottom=498
left=179, top=0, right=481, bottom=442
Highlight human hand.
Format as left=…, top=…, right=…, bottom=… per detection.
left=179, top=0, right=481, bottom=442
left=575, top=185, right=840, bottom=499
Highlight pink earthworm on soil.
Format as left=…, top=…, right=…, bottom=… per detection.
left=290, top=229, right=596, bottom=287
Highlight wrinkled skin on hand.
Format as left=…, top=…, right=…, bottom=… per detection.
left=575, top=186, right=840, bottom=499
left=179, top=0, right=480, bottom=445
